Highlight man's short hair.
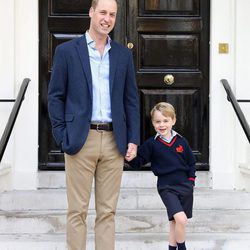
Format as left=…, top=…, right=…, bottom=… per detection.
left=91, top=0, right=118, bottom=9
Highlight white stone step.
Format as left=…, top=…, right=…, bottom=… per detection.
left=0, top=233, right=250, bottom=250
left=0, top=187, right=250, bottom=249
left=38, top=170, right=211, bottom=189
left=0, top=208, right=250, bottom=234
left=1, top=188, right=250, bottom=211
left=1, top=188, right=249, bottom=235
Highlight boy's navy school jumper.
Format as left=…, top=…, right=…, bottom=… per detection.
left=129, top=131, right=196, bottom=220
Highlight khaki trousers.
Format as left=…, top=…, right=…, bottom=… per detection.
left=65, top=130, right=124, bottom=250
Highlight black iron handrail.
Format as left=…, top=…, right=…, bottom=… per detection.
left=0, top=99, right=15, bottom=102
left=221, top=79, right=250, bottom=143
left=0, top=78, right=30, bottom=162
left=237, top=99, right=250, bottom=103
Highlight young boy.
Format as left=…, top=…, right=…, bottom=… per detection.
left=127, top=102, right=196, bottom=250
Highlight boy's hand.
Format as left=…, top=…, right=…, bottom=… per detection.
left=125, top=143, right=137, bottom=161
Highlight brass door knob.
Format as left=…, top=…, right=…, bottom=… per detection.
left=164, top=74, right=174, bottom=85
left=127, top=42, right=134, bottom=49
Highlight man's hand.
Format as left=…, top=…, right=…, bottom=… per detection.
left=125, top=143, right=137, bottom=161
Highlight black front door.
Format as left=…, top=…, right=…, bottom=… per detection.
left=39, top=0, right=210, bottom=170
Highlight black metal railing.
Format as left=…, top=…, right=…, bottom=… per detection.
left=0, top=78, right=30, bottom=162
left=221, top=79, right=250, bottom=143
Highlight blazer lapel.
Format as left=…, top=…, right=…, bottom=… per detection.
left=109, top=42, right=118, bottom=95
left=75, top=35, right=92, bottom=98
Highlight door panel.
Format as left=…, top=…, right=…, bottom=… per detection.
left=51, top=0, right=91, bottom=14
left=142, top=0, right=199, bottom=14
left=139, top=34, right=199, bottom=69
left=39, top=0, right=209, bottom=170
left=140, top=88, right=201, bottom=159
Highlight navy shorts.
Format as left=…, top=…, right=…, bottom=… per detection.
left=158, top=181, right=194, bottom=221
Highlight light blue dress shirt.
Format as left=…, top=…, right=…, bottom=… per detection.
left=85, top=31, right=112, bottom=122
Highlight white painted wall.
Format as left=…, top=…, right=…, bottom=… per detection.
left=0, top=0, right=249, bottom=190
left=12, top=0, right=39, bottom=189
left=210, top=0, right=250, bottom=190
left=0, top=0, right=15, bottom=189
left=0, top=0, right=38, bottom=190
left=234, top=0, right=250, bottom=190
left=210, top=0, right=237, bottom=189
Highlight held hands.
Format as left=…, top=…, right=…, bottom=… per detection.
left=125, top=143, right=138, bottom=162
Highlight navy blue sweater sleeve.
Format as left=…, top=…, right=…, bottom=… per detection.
left=128, top=137, right=153, bottom=169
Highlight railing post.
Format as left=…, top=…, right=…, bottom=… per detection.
left=0, top=78, right=30, bottom=162
left=221, top=79, right=250, bottom=143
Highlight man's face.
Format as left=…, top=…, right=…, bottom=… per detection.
left=89, top=0, right=117, bottom=37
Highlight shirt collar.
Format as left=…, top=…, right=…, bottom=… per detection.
left=85, top=31, right=111, bottom=49
left=154, top=130, right=178, bottom=141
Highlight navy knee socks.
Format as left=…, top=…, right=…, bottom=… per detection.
left=169, top=245, right=177, bottom=250
left=177, top=241, right=186, bottom=250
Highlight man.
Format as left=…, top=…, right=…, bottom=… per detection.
left=47, top=0, right=140, bottom=249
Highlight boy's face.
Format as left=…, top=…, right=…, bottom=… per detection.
left=152, top=110, right=176, bottom=138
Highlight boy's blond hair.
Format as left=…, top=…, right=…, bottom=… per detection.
left=150, top=102, right=176, bottom=120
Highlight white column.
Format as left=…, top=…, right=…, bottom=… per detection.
left=234, top=0, right=250, bottom=190
left=0, top=0, right=15, bottom=156
left=210, top=0, right=236, bottom=189
left=12, top=0, right=39, bottom=189
left=0, top=0, right=15, bottom=190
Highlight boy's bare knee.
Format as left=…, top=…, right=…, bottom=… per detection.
left=174, top=212, right=187, bottom=227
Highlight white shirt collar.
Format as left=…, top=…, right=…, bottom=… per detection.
left=154, top=130, right=178, bottom=143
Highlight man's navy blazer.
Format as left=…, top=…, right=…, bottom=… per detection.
left=48, top=34, right=140, bottom=155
